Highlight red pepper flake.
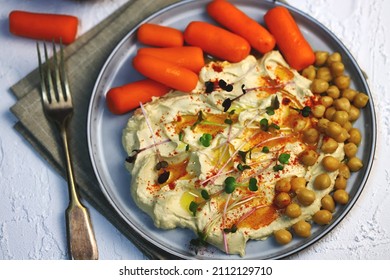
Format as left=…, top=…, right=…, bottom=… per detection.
left=212, top=63, right=223, bottom=72
left=282, top=97, right=291, bottom=105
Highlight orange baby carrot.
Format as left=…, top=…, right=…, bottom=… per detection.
left=207, top=0, right=275, bottom=54
left=137, top=23, right=184, bottom=47
left=137, top=46, right=205, bottom=73
left=264, top=6, right=315, bottom=71
left=9, top=10, right=78, bottom=44
left=106, top=79, right=170, bottom=114
left=183, top=21, right=251, bottom=63
left=133, top=54, right=199, bottom=92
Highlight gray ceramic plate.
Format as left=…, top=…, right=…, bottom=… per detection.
left=88, top=0, right=376, bottom=259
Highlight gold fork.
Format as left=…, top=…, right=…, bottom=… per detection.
left=37, top=41, right=98, bottom=260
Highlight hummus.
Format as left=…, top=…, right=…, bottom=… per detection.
left=122, top=51, right=344, bottom=256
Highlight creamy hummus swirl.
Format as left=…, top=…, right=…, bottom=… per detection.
left=122, top=51, right=344, bottom=256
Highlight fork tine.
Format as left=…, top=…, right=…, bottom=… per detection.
left=43, top=42, right=57, bottom=104
left=52, top=42, right=65, bottom=103
left=37, top=42, right=49, bottom=105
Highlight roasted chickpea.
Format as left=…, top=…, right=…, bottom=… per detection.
left=285, top=203, right=302, bottom=218
left=324, top=107, right=336, bottom=120
left=334, top=128, right=350, bottom=143
left=317, top=118, right=330, bottom=132
left=343, top=121, right=353, bottom=132
left=348, top=128, right=362, bottom=145
left=334, top=97, right=351, bottom=112
left=314, top=173, right=331, bottom=190
left=348, top=105, right=360, bottom=122
left=326, top=85, right=340, bottom=99
left=347, top=157, right=363, bottom=172
left=315, top=51, right=329, bottom=66
left=313, top=209, right=333, bottom=225
left=302, top=65, right=316, bottom=81
left=325, top=121, right=342, bottom=138
left=342, top=88, right=357, bottom=101
left=326, top=52, right=342, bottom=66
left=332, top=111, right=349, bottom=126
left=344, top=142, right=358, bottom=158
left=321, top=194, right=335, bottom=212
left=296, top=188, right=316, bottom=206
left=320, top=96, right=334, bottom=108
left=321, top=137, right=338, bottom=154
left=274, top=192, right=291, bottom=208
left=353, top=92, right=369, bottom=108
left=292, top=220, right=312, bottom=238
left=300, top=149, right=319, bottom=166
left=303, top=128, right=319, bottom=144
left=275, top=178, right=291, bottom=193
left=274, top=229, right=292, bottom=245
left=290, top=177, right=306, bottom=192
left=312, top=104, right=326, bottom=118
left=334, top=75, right=350, bottom=90
left=335, top=175, right=347, bottom=190
left=339, top=163, right=351, bottom=179
left=333, top=189, right=349, bottom=205
left=316, top=67, right=332, bottom=82
left=330, top=61, right=345, bottom=77
left=322, top=155, right=341, bottom=172
left=311, top=78, right=329, bottom=94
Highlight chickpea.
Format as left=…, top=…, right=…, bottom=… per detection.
left=316, top=67, right=332, bottom=82
left=335, top=175, right=347, bottom=190
left=334, top=75, right=350, bottom=90
left=315, top=51, right=329, bottom=66
left=348, top=105, right=360, bottom=122
left=285, top=203, right=302, bottom=218
left=334, top=128, right=350, bottom=143
left=333, top=189, right=349, bottom=205
left=290, top=177, right=306, bottom=192
left=343, top=121, right=353, bottom=132
left=300, top=149, right=319, bottom=166
left=303, top=128, right=319, bottom=144
left=312, top=104, right=326, bottom=118
left=317, top=118, right=330, bottom=133
left=347, top=157, right=363, bottom=172
left=342, top=88, right=357, bottom=101
left=296, top=188, right=316, bottom=206
left=320, top=96, right=334, bottom=108
left=348, top=128, right=362, bottom=145
left=353, top=92, right=369, bottom=108
left=313, top=209, right=333, bottom=225
left=344, top=142, right=358, bottom=158
left=321, top=194, right=335, bottom=212
left=324, top=106, right=336, bottom=120
left=274, top=192, right=291, bottom=208
left=274, top=229, right=292, bottom=245
left=292, top=220, right=311, bottom=238
left=311, top=78, right=329, bottom=94
left=292, top=118, right=309, bottom=132
left=321, top=137, right=338, bottom=154
left=334, top=97, right=351, bottom=112
left=314, top=173, right=331, bottom=190
left=275, top=178, right=291, bottom=193
left=326, top=52, right=342, bottom=66
left=325, top=121, right=342, bottom=138
left=326, top=85, right=340, bottom=99
left=322, top=155, right=341, bottom=172
left=302, top=65, right=316, bottom=81
left=339, top=163, right=351, bottom=179
left=330, top=61, right=345, bottom=77
left=332, top=111, right=349, bottom=126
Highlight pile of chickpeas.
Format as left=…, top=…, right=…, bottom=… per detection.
left=273, top=51, right=369, bottom=245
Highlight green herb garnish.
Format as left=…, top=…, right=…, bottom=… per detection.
left=224, top=177, right=236, bottom=193
left=199, top=133, right=213, bottom=147
left=201, top=189, right=210, bottom=200
left=248, top=178, right=258, bottom=191
left=278, top=153, right=290, bottom=164
left=189, top=201, right=198, bottom=216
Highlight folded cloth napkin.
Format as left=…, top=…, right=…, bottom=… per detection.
left=10, top=0, right=182, bottom=260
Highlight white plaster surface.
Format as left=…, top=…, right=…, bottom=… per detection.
left=0, top=0, right=389, bottom=260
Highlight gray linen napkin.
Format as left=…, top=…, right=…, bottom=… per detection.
left=10, top=0, right=182, bottom=260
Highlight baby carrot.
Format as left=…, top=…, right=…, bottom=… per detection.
left=137, top=46, right=205, bottom=73
left=9, top=10, right=78, bottom=44
left=183, top=21, right=250, bottom=63
left=133, top=54, right=199, bottom=92
left=137, top=23, right=184, bottom=47
left=206, top=0, right=275, bottom=54
left=106, top=79, right=170, bottom=114
left=264, top=6, right=315, bottom=71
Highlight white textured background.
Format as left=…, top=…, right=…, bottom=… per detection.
left=0, top=0, right=389, bottom=260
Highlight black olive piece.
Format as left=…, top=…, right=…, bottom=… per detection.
left=222, top=98, right=232, bottom=112
left=157, top=170, right=170, bottom=184
left=155, top=160, right=169, bottom=170
left=205, top=81, right=214, bottom=93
